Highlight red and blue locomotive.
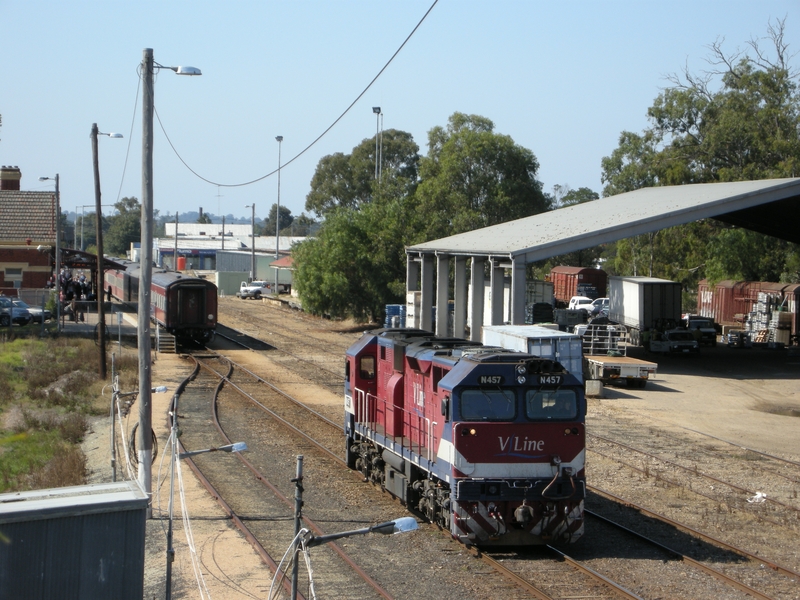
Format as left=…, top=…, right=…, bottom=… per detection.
left=105, top=262, right=217, bottom=343
left=345, top=328, right=585, bottom=546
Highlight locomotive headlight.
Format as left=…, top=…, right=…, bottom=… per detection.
left=517, top=375, right=526, bottom=384
left=516, top=364, right=526, bottom=375
left=208, top=313, right=215, bottom=321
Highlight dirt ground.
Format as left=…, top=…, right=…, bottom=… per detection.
left=81, top=308, right=800, bottom=598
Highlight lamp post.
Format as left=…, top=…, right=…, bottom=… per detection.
left=37, top=174, right=60, bottom=332
left=372, top=107, right=381, bottom=180
left=275, top=135, right=283, bottom=294
left=91, top=123, right=123, bottom=380
left=138, top=47, right=201, bottom=504
left=245, top=204, right=255, bottom=281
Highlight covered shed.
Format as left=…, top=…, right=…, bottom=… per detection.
left=405, top=178, right=800, bottom=340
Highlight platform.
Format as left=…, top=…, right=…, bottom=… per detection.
left=56, top=303, right=141, bottom=341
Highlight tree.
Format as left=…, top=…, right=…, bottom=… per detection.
left=263, top=204, right=294, bottom=237
left=305, top=130, right=420, bottom=217
left=414, top=112, right=550, bottom=242
left=601, top=18, right=800, bottom=289
left=105, top=197, right=141, bottom=256
left=197, top=213, right=212, bottom=224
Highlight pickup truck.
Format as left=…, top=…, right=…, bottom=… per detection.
left=684, top=316, right=718, bottom=346
left=237, top=281, right=275, bottom=299
left=649, top=329, right=700, bottom=354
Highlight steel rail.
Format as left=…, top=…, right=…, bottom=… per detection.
left=216, top=320, right=346, bottom=382
left=166, top=359, right=301, bottom=600
left=589, top=431, right=800, bottom=506
left=468, top=549, right=556, bottom=600
left=190, top=354, right=395, bottom=600
left=544, top=546, right=644, bottom=600
left=585, top=510, right=779, bottom=600
left=588, top=446, right=795, bottom=532
left=589, top=485, right=800, bottom=581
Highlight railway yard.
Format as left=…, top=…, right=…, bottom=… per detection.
left=83, top=296, right=800, bottom=599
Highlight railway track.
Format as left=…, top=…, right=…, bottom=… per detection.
left=177, top=344, right=799, bottom=599
left=191, top=304, right=800, bottom=597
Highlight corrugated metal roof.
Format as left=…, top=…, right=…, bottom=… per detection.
left=407, top=178, right=800, bottom=261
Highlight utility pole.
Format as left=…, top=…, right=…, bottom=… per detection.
left=139, top=47, right=155, bottom=501
left=91, top=123, right=107, bottom=379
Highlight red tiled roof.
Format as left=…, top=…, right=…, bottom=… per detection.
left=272, top=255, right=294, bottom=269
left=0, top=191, right=57, bottom=243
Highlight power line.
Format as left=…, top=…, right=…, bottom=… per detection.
left=156, top=0, right=439, bottom=189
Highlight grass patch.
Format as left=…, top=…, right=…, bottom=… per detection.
left=0, top=337, right=134, bottom=493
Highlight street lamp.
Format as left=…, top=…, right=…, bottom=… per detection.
left=283, top=516, right=417, bottom=599
left=37, top=174, right=60, bottom=332
left=372, top=107, right=381, bottom=180
left=275, top=135, right=283, bottom=294
left=91, top=123, right=123, bottom=380
left=245, top=204, right=255, bottom=281
left=138, top=47, right=201, bottom=505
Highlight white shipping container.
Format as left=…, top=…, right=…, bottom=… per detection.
left=482, top=324, right=584, bottom=382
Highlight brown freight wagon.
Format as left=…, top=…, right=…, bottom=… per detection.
left=549, top=266, right=607, bottom=305
left=697, top=279, right=800, bottom=338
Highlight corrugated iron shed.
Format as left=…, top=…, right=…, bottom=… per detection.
left=404, top=178, right=800, bottom=340
left=408, top=178, right=800, bottom=260
left=0, top=481, right=148, bottom=600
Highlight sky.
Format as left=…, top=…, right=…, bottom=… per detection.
left=2, top=1, right=797, bottom=224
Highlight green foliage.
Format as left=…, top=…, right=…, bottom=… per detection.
left=600, top=19, right=800, bottom=285
left=293, top=197, right=409, bottom=321
left=197, top=212, right=212, bottom=224
left=105, top=197, right=141, bottom=256
left=262, top=204, right=294, bottom=236
left=414, top=113, right=550, bottom=241
left=0, top=338, right=107, bottom=492
left=305, top=130, right=420, bottom=217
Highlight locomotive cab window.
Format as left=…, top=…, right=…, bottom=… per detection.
left=359, top=355, right=376, bottom=380
left=460, top=388, right=516, bottom=421
left=525, top=389, right=578, bottom=420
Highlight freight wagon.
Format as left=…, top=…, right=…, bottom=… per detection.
left=549, top=266, right=607, bottom=305
left=698, top=280, right=800, bottom=340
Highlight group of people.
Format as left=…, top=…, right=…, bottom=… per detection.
left=56, top=268, right=96, bottom=322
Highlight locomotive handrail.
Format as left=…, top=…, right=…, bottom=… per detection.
left=353, top=387, right=434, bottom=462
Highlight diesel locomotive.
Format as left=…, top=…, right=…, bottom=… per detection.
left=345, top=328, right=586, bottom=547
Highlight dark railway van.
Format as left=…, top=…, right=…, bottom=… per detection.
left=105, top=264, right=217, bottom=343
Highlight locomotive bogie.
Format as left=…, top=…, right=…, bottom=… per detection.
left=344, top=328, right=587, bottom=547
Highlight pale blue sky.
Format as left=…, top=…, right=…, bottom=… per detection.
left=1, top=1, right=797, bottom=223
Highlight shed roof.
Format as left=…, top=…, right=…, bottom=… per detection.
left=407, top=178, right=800, bottom=262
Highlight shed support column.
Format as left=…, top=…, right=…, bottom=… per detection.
left=511, top=256, right=527, bottom=325
left=469, top=257, right=485, bottom=342
left=406, top=255, right=420, bottom=328
left=420, top=254, right=434, bottom=332
left=453, top=256, right=467, bottom=338
left=435, top=254, right=450, bottom=337
left=490, top=259, right=505, bottom=325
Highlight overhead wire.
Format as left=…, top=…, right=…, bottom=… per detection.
left=156, top=0, right=439, bottom=189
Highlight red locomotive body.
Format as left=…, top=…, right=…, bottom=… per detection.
left=345, top=329, right=586, bottom=547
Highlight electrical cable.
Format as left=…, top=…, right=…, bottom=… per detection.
left=156, top=0, right=439, bottom=189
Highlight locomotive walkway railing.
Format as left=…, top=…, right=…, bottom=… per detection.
left=354, top=388, right=435, bottom=463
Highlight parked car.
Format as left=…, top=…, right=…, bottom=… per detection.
left=11, top=300, right=33, bottom=327
left=568, top=295, right=595, bottom=314
left=0, top=297, right=11, bottom=326
left=590, top=297, right=609, bottom=316
left=14, top=299, right=51, bottom=324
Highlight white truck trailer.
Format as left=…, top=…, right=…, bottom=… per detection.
left=608, top=276, right=682, bottom=346
left=482, top=325, right=584, bottom=382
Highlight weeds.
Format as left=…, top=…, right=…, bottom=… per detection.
left=0, top=337, right=122, bottom=493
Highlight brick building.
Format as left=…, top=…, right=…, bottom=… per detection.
left=0, top=166, right=59, bottom=292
